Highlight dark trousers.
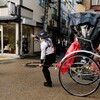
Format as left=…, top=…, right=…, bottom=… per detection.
left=42, top=53, right=55, bottom=84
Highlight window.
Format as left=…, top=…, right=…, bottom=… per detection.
left=92, top=0, right=100, bottom=5
left=52, top=8, right=57, bottom=15
left=39, top=0, right=45, bottom=7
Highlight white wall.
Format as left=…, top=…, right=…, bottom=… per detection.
left=6, top=0, right=42, bottom=23
left=32, top=0, right=44, bottom=23
left=0, top=8, right=9, bottom=16
left=23, top=0, right=34, bottom=9
left=9, top=0, right=44, bottom=23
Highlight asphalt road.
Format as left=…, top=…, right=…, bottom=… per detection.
left=0, top=58, right=100, bottom=100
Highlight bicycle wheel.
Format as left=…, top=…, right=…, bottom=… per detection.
left=59, top=54, right=100, bottom=97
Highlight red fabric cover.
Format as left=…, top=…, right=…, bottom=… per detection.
left=56, top=40, right=80, bottom=74
left=92, top=62, right=99, bottom=75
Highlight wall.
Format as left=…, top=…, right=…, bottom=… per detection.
left=83, top=0, right=91, bottom=11
left=0, top=7, right=9, bottom=16
left=32, top=0, right=44, bottom=23
left=23, top=0, right=34, bottom=9
left=75, top=4, right=85, bottom=12
left=33, top=27, right=41, bottom=52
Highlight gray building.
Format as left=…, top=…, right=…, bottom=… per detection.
left=0, top=0, right=70, bottom=57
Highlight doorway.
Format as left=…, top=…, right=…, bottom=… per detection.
left=0, top=31, right=1, bottom=53
left=0, top=25, right=3, bottom=53
left=0, top=24, right=16, bottom=54
left=22, top=25, right=33, bottom=54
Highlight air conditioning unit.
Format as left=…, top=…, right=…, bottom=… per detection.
left=8, top=1, right=17, bottom=16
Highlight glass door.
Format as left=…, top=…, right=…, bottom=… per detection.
left=0, top=31, right=1, bottom=53
left=0, top=25, right=3, bottom=54
left=3, top=24, right=16, bottom=54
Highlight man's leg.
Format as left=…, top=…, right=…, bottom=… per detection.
left=42, top=66, right=52, bottom=87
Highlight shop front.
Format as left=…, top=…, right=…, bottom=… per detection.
left=0, top=0, right=37, bottom=57
left=22, top=25, right=34, bottom=55
left=0, top=23, right=35, bottom=57
left=0, top=24, right=16, bottom=55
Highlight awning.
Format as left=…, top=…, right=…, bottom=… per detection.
left=0, top=16, right=18, bottom=22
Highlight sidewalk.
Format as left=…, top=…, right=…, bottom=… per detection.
left=0, top=57, right=15, bottom=64
left=0, top=52, right=65, bottom=64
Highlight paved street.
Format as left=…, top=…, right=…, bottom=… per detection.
left=0, top=58, right=100, bottom=100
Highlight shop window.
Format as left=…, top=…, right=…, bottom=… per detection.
left=3, top=24, right=16, bottom=54
left=22, top=25, right=33, bottom=54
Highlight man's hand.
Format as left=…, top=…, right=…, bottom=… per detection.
left=31, top=34, right=36, bottom=38
left=39, top=64, right=43, bottom=67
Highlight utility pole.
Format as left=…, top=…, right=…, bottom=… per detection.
left=18, top=0, right=23, bottom=55
left=43, top=0, right=49, bottom=32
left=58, top=0, right=61, bottom=39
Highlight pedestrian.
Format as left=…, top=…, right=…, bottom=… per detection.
left=56, top=39, right=61, bottom=56
left=22, top=38, right=28, bottom=54
left=31, top=31, right=56, bottom=87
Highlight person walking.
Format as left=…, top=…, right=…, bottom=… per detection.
left=22, top=38, right=28, bottom=54
left=31, top=31, right=56, bottom=87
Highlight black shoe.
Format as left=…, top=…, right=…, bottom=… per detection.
left=44, top=82, right=52, bottom=87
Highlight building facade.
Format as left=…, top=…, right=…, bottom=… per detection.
left=75, top=0, right=100, bottom=13
left=0, top=0, right=73, bottom=57
left=0, top=0, right=60, bottom=57
left=0, top=0, right=37, bottom=57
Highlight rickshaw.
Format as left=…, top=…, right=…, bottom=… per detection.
left=57, top=12, right=100, bottom=97
left=25, top=12, right=100, bottom=97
